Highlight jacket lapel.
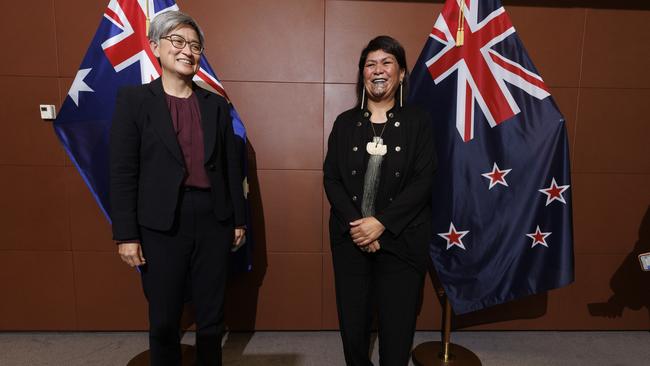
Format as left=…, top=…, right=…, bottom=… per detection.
left=146, top=78, right=184, bottom=166
left=195, top=86, right=217, bottom=163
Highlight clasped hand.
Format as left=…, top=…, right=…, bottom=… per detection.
left=350, top=216, right=385, bottom=253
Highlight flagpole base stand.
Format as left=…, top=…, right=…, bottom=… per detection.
left=127, top=344, right=196, bottom=366
left=412, top=341, right=481, bottom=366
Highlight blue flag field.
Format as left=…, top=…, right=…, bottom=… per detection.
left=409, top=0, right=574, bottom=314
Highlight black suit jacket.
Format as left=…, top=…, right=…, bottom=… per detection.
left=110, top=78, right=245, bottom=241
left=323, top=105, right=437, bottom=270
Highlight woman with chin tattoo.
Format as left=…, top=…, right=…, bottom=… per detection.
left=324, top=35, right=437, bottom=366
left=110, top=11, right=245, bottom=366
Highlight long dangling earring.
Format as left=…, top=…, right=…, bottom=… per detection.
left=399, top=80, right=403, bottom=108
left=361, top=87, right=366, bottom=110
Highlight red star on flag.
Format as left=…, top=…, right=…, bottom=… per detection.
left=481, top=162, right=512, bottom=189
left=539, top=177, right=570, bottom=206
left=526, top=225, right=551, bottom=248
left=438, top=222, right=469, bottom=250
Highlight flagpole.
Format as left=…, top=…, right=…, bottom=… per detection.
left=411, top=290, right=481, bottom=366
left=145, top=0, right=150, bottom=34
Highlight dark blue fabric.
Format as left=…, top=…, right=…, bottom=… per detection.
left=409, top=0, right=574, bottom=314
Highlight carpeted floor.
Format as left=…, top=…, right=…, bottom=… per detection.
left=0, top=331, right=648, bottom=365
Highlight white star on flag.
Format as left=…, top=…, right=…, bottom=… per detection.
left=481, top=162, right=512, bottom=189
left=68, top=68, right=94, bottom=107
left=526, top=225, right=551, bottom=248
left=539, top=177, right=570, bottom=206
left=438, top=222, right=469, bottom=250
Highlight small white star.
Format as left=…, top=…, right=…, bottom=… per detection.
left=68, top=68, right=94, bottom=107
left=481, top=162, right=512, bottom=190
left=438, top=222, right=469, bottom=250
left=526, top=225, right=551, bottom=248
left=539, top=177, right=570, bottom=206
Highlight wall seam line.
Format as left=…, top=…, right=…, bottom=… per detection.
left=571, top=8, right=588, bottom=171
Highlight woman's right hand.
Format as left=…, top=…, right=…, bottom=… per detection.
left=118, top=243, right=146, bottom=267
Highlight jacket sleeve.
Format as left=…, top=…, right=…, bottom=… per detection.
left=222, top=100, right=246, bottom=227
left=375, top=114, right=437, bottom=236
left=109, top=87, right=141, bottom=241
left=323, top=117, right=362, bottom=233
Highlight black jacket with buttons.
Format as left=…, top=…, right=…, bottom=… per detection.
left=109, top=78, right=246, bottom=241
left=324, top=104, right=437, bottom=270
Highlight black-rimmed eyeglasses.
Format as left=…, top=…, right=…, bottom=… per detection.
left=160, top=34, right=204, bottom=55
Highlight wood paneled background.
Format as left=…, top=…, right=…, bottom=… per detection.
left=0, top=0, right=648, bottom=331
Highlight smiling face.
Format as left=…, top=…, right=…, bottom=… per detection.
left=362, top=49, right=405, bottom=104
left=150, top=24, right=201, bottom=80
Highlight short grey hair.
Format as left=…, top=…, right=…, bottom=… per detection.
left=148, top=11, right=205, bottom=46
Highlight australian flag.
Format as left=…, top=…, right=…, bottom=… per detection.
left=409, top=0, right=574, bottom=314
left=53, top=0, right=253, bottom=271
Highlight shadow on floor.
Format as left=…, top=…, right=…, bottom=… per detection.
left=222, top=332, right=302, bottom=366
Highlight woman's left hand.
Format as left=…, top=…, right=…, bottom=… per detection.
left=349, top=217, right=385, bottom=246
left=233, top=227, right=246, bottom=250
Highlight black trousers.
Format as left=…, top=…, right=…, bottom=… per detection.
left=140, top=190, right=233, bottom=366
left=332, top=239, right=424, bottom=366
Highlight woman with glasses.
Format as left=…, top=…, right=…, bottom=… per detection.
left=110, top=11, right=245, bottom=366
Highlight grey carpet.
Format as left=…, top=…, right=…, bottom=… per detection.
left=0, top=331, right=648, bottom=365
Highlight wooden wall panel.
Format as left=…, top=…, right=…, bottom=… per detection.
left=323, top=83, right=356, bottom=155
left=223, top=82, right=324, bottom=170
left=0, top=0, right=648, bottom=332
left=325, top=1, right=440, bottom=83
left=573, top=88, right=650, bottom=174
left=254, top=253, right=323, bottom=330
left=182, top=0, right=325, bottom=82
left=73, top=252, right=148, bottom=330
left=0, top=251, right=76, bottom=330
left=256, top=170, right=323, bottom=253
left=65, top=168, right=114, bottom=251
left=0, top=77, right=65, bottom=166
left=581, top=9, right=650, bottom=88
left=0, top=167, right=70, bottom=251
left=0, top=1, right=58, bottom=76
left=573, top=173, right=650, bottom=255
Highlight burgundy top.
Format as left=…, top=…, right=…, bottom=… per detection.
left=165, top=92, right=211, bottom=188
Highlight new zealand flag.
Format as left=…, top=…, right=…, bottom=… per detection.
left=54, top=0, right=253, bottom=271
left=409, top=0, right=574, bottom=314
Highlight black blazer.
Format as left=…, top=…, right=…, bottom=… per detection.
left=323, top=105, right=437, bottom=270
left=110, top=78, right=245, bottom=241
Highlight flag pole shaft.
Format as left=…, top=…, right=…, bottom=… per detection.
left=441, top=293, right=452, bottom=361
left=411, top=289, right=481, bottom=365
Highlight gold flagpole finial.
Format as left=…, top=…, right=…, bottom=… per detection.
left=456, top=0, right=465, bottom=47
left=145, top=0, right=151, bottom=36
